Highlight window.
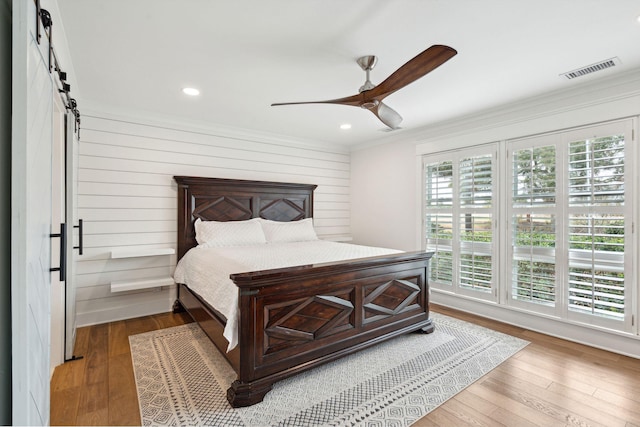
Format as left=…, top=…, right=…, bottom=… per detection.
left=424, top=146, right=497, bottom=301
left=459, top=155, right=494, bottom=293
left=423, top=120, right=635, bottom=333
left=424, top=160, right=453, bottom=286
left=566, top=135, right=626, bottom=322
left=509, top=142, right=559, bottom=315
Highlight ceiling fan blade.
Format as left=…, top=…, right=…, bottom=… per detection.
left=271, top=93, right=362, bottom=107
left=372, top=102, right=402, bottom=129
left=367, top=45, right=457, bottom=101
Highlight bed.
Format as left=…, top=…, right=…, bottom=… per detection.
left=172, top=176, right=435, bottom=407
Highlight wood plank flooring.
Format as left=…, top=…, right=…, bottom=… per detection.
left=50, top=312, right=193, bottom=426
left=50, top=306, right=640, bottom=426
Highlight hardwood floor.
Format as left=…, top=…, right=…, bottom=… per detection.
left=50, top=306, right=640, bottom=426
left=50, top=312, right=194, bottom=426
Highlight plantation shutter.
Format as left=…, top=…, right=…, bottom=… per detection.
left=424, top=160, right=454, bottom=286
left=424, top=145, right=497, bottom=301
left=567, top=136, right=626, bottom=321
left=425, top=119, right=634, bottom=333
left=510, top=145, right=558, bottom=311
left=506, top=121, right=632, bottom=329
left=458, top=155, right=493, bottom=293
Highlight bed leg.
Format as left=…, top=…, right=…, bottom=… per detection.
left=172, top=299, right=185, bottom=313
left=416, top=318, right=435, bottom=334
left=227, top=380, right=273, bottom=408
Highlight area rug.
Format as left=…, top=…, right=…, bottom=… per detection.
left=130, top=313, right=528, bottom=426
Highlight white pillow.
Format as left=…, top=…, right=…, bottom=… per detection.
left=260, top=218, right=318, bottom=243
left=194, top=218, right=267, bottom=247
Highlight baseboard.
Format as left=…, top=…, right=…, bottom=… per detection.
left=432, top=292, right=640, bottom=359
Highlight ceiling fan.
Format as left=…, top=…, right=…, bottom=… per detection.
left=271, top=45, right=457, bottom=129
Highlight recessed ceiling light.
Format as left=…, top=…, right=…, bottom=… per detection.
left=340, top=123, right=352, bottom=130
left=182, top=87, right=200, bottom=96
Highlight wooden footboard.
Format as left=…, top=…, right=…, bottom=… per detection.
left=175, top=251, right=433, bottom=407
left=226, top=250, right=433, bottom=407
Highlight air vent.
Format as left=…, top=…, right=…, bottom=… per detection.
left=560, top=57, right=621, bottom=80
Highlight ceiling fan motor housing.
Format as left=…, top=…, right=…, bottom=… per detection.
left=360, top=99, right=379, bottom=110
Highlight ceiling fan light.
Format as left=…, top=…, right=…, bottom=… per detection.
left=377, top=102, right=403, bottom=129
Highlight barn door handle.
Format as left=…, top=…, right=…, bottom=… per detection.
left=50, top=223, right=67, bottom=282
left=73, top=219, right=83, bottom=255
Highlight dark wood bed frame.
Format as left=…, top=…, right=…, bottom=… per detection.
left=172, top=176, right=434, bottom=407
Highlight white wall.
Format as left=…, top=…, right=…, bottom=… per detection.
left=76, top=113, right=351, bottom=326
left=350, top=68, right=640, bottom=357
left=350, top=140, right=418, bottom=251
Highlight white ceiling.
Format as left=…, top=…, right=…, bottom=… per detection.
left=55, top=0, right=640, bottom=148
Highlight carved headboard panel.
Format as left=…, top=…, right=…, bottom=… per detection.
left=174, top=176, right=317, bottom=259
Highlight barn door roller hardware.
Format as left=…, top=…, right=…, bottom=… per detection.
left=34, top=0, right=82, bottom=139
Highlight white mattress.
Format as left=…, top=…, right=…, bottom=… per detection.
left=173, top=240, right=401, bottom=351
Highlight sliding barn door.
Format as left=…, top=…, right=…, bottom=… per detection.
left=65, top=113, right=79, bottom=360
left=11, top=0, right=54, bottom=424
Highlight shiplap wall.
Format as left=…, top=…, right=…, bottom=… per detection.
left=76, top=114, right=351, bottom=326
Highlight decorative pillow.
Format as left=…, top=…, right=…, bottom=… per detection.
left=194, top=218, right=267, bottom=247
left=259, top=218, right=318, bottom=243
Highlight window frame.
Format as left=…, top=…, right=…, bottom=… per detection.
left=423, top=143, right=499, bottom=303
left=506, top=135, right=563, bottom=317
left=422, top=119, right=636, bottom=334
left=561, top=122, right=633, bottom=331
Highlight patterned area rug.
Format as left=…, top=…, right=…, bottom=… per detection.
left=130, top=313, right=528, bottom=426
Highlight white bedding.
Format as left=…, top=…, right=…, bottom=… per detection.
left=173, top=240, right=401, bottom=351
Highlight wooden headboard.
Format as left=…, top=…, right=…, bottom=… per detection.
left=174, top=176, right=317, bottom=259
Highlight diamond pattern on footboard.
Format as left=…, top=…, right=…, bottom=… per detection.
left=363, top=277, right=422, bottom=324
left=264, top=292, right=355, bottom=354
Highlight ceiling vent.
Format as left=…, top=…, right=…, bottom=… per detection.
left=560, top=57, right=621, bottom=80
